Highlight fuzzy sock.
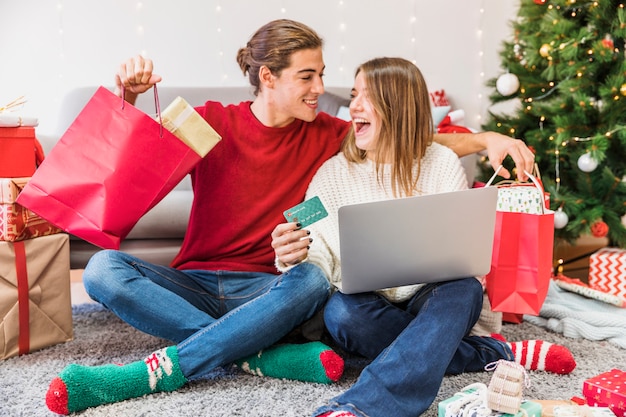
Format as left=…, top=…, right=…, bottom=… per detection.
left=318, top=412, right=358, bottom=417
left=46, top=346, right=187, bottom=415
left=506, top=340, right=576, bottom=374
left=235, top=342, right=344, bottom=384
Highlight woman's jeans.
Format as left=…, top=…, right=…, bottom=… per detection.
left=82, top=250, right=330, bottom=381
left=315, top=277, right=513, bottom=417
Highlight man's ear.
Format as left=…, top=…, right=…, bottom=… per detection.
left=258, top=65, right=275, bottom=89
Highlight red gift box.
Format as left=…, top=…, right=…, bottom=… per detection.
left=583, top=369, right=626, bottom=417
left=1, top=177, right=61, bottom=241
left=0, top=127, right=38, bottom=177
left=589, top=248, right=626, bottom=299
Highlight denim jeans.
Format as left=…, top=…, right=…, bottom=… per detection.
left=314, top=278, right=513, bottom=417
left=82, top=250, right=330, bottom=381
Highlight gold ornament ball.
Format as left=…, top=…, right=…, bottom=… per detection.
left=540, top=44, right=552, bottom=58
left=621, top=83, right=626, bottom=96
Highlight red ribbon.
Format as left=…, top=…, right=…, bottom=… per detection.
left=14, top=241, right=30, bottom=355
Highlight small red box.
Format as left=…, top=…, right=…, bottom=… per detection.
left=0, top=127, right=37, bottom=177
left=583, top=369, right=626, bottom=417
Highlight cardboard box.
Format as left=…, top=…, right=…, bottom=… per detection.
left=439, top=387, right=542, bottom=417
left=0, top=233, right=73, bottom=360
left=0, top=177, right=62, bottom=241
left=583, top=369, right=626, bottom=417
left=0, top=127, right=37, bottom=177
left=589, top=249, right=626, bottom=299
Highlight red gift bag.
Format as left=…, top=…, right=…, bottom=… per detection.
left=484, top=168, right=555, bottom=315
left=16, top=86, right=204, bottom=249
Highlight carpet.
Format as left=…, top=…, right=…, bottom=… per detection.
left=1, top=303, right=625, bottom=417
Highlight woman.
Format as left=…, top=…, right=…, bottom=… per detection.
left=272, top=57, right=575, bottom=417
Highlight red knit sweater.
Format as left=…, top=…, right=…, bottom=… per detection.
left=170, top=101, right=350, bottom=274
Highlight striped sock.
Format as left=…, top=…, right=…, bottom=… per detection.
left=46, top=346, right=187, bottom=415
left=507, top=340, right=576, bottom=374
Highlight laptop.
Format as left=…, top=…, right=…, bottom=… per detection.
left=337, top=186, right=498, bottom=294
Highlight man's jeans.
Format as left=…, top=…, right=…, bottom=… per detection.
left=83, top=250, right=330, bottom=380
left=315, top=277, right=513, bottom=417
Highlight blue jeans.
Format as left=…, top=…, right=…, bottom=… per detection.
left=82, top=250, right=330, bottom=381
left=314, top=278, right=513, bottom=417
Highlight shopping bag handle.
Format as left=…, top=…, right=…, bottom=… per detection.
left=120, top=85, right=165, bottom=138
left=485, top=165, right=549, bottom=213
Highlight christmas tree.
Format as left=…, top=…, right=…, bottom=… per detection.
left=481, top=0, right=626, bottom=248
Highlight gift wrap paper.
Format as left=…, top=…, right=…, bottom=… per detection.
left=0, top=127, right=37, bottom=177
left=1, top=177, right=62, bottom=241
left=583, top=369, right=626, bottom=417
left=589, top=248, right=626, bottom=300
left=161, top=96, right=222, bottom=157
left=0, top=233, right=73, bottom=360
left=438, top=387, right=542, bottom=417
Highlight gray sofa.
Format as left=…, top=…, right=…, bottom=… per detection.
left=40, top=86, right=352, bottom=269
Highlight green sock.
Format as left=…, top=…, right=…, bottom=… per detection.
left=46, top=346, right=187, bottom=415
left=235, top=342, right=344, bottom=384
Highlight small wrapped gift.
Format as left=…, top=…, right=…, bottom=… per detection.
left=582, top=369, right=626, bottom=417
left=589, top=248, right=626, bottom=300
left=0, top=233, right=73, bottom=360
left=438, top=384, right=542, bottom=417
left=0, top=97, right=41, bottom=178
left=1, top=177, right=62, bottom=242
left=161, top=96, right=221, bottom=157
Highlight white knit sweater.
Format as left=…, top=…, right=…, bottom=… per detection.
left=286, top=142, right=469, bottom=303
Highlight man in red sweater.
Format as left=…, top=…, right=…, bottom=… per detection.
left=45, top=19, right=534, bottom=415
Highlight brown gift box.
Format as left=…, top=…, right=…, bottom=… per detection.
left=0, top=233, right=73, bottom=360
left=0, top=177, right=62, bottom=241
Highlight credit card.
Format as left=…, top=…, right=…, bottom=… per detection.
left=283, top=196, right=328, bottom=228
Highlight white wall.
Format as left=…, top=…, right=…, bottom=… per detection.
left=0, top=0, right=519, bottom=138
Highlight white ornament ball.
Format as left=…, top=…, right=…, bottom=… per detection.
left=577, top=152, right=599, bottom=172
left=496, top=73, right=520, bottom=96
left=554, top=209, right=569, bottom=229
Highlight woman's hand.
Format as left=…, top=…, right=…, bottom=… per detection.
left=271, top=222, right=312, bottom=266
left=114, top=55, right=162, bottom=104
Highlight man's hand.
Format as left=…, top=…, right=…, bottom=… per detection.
left=114, top=55, right=162, bottom=104
left=483, top=132, right=535, bottom=181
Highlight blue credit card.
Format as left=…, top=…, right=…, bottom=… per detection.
left=283, top=196, right=328, bottom=228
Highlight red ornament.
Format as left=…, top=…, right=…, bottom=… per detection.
left=591, top=220, right=609, bottom=238
left=601, top=35, right=614, bottom=49
left=534, top=0, right=546, bottom=4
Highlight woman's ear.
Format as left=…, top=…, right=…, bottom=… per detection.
left=258, top=65, right=275, bottom=89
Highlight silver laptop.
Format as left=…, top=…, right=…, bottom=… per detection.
left=338, top=186, right=498, bottom=294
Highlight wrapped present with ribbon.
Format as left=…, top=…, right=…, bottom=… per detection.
left=0, top=233, right=73, bottom=360
left=1, top=177, right=62, bottom=242
left=582, top=369, right=626, bottom=417
left=0, top=96, right=43, bottom=178
left=438, top=383, right=542, bottom=417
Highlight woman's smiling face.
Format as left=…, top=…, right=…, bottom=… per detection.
left=350, top=71, right=380, bottom=159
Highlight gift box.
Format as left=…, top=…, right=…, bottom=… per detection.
left=439, top=386, right=542, bottom=417
left=0, top=233, right=73, bottom=360
left=0, top=127, right=39, bottom=177
left=161, top=96, right=222, bottom=157
left=583, top=369, right=626, bottom=417
left=1, top=177, right=62, bottom=241
left=589, top=248, right=626, bottom=299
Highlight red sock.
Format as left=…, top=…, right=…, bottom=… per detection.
left=317, top=412, right=358, bottom=417
left=507, top=340, right=576, bottom=374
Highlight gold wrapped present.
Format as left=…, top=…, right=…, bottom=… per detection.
left=161, top=96, right=221, bottom=157
left=0, top=233, right=73, bottom=360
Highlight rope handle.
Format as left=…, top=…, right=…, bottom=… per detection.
left=120, top=84, right=164, bottom=138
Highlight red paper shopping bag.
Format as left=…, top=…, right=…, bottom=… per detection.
left=484, top=167, right=555, bottom=315
left=16, top=86, right=207, bottom=249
